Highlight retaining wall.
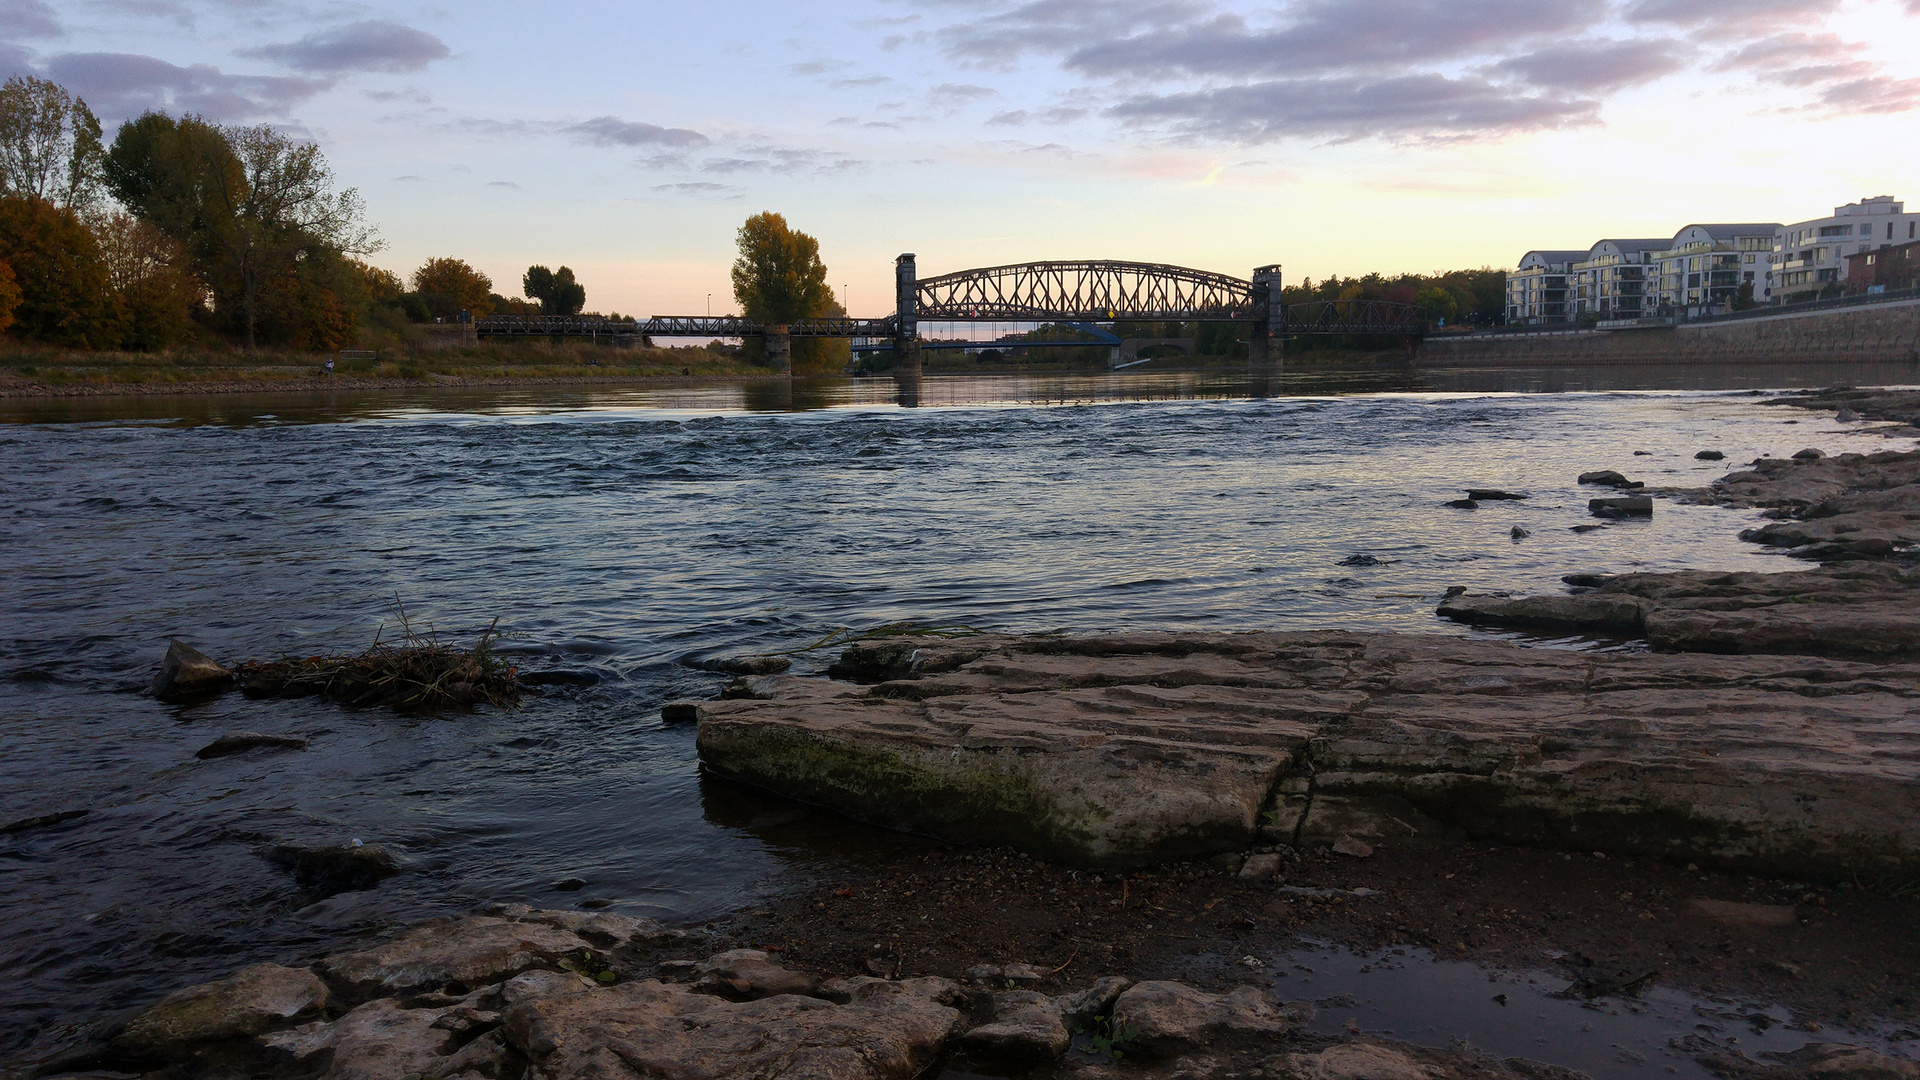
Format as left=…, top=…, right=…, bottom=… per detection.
left=1421, top=299, right=1920, bottom=366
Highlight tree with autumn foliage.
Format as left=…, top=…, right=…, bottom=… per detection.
left=412, top=257, right=493, bottom=321
left=730, top=211, right=849, bottom=372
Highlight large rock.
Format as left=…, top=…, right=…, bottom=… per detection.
left=501, top=976, right=963, bottom=1079
left=113, top=963, right=330, bottom=1056
left=197, top=731, right=309, bottom=759
left=1108, top=980, right=1289, bottom=1055
left=149, top=639, right=232, bottom=703
left=260, top=998, right=467, bottom=1080
left=696, top=633, right=1920, bottom=878
left=321, top=915, right=599, bottom=997
left=692, top=948, right=822, bottom=999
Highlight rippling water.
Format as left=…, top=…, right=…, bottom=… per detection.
left=2, top=367, right=1915, bottom=1064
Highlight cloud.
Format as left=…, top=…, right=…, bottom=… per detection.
left=833, top=74, right=892, bottom=88
left=366, top=86, right=432, bottom=104
left=1062, top=0, right=1601, bottom=80
left=928, top=0, right=1918, bottom=144
left=699, top=144, right=867, bottom=175
left=44, top=51, right=330, bottom=119
left=1107, top=73, right=1600, bottom=144
left=986, top=106, right=1088, bottom=125
left=651, top=181, right=742, bottom=198
left=393, top=174, right=422, bottom=181
left=563, top=115, right=709, bottom=149
left=242, top=20, right=450, bottom=74
left=486, top=180, right=518, bottom=188
left=1493, top=39, right=1691, bottom=92
left=1808, top=75, right=1920, bottom=114
left=932, top=82, right=997, bottom=99
left=2, top=0, right=62, bottom=38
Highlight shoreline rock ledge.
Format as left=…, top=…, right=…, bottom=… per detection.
left=686, top=632, right=1920, bottom=880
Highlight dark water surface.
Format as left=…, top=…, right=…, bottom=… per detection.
left=3, top=367, right=1915, bottom=1068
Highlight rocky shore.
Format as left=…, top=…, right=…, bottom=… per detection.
left=29, top=387, right=1920, bottom=1080
left=47, top=896, right=1918, bottom=1080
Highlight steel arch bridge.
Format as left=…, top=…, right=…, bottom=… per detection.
left=472, top=257, right=1426, bottom=355
left=914, top=260, right=1263, bottom=322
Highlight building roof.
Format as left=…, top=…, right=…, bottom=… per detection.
left=1672, top=223, right=1783, bottom=242
left=1592, top=238, right=1670, bottom=254
left=1516, top=250, right=1588, bottom=269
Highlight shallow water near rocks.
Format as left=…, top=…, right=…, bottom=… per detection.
left=3, top=365, right=1916, bottom=1069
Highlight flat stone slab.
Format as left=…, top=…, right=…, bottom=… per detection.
left=691, top=632, right=1920, bottom=878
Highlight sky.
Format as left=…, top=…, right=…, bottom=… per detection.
left=7, top=0, right=1919, bottom=316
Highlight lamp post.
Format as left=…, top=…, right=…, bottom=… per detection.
left=706, top=293, right=711, bottom=318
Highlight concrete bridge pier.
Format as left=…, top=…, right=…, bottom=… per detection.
left=893, top=253, right=922, bottom=376
left=1248, top=264, right=1282, bottom=367
left=765, top=326, right=792, bottom=375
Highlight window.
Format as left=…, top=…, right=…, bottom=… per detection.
left=1860, top=224, right=1872, bottom=235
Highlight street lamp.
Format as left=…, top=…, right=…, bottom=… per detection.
left=706, top=293, right=711, bottom=317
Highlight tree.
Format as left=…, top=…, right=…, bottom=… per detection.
left=731, top=212, right=839, bottom=369
left=411, top=257, right=493, bottom=320
left=0, top=195, right=121, bottom=346
left=103, top=112, right=240, bottom=242
left=522, top=264, right=585, bottom=316
left=0, top=259, right=19, bottom=334
left=95, top=211, right=197, bottom=349
left=0, top=76, right=105, bottom=212
left=1414, top=285, right=1458, bottom=325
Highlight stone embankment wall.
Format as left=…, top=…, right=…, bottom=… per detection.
left=1421, top=298, right=1920, bottom=366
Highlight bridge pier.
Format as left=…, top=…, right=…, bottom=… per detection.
left=893, top=253, right=921, bottom=376
left=765, top=326, right=792, bottom=375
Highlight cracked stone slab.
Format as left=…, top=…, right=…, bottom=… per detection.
left=695, top=632, right=1920, bottom=878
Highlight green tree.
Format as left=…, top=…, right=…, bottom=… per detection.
left=0, top=76, right=105, bottom=212
left=0, top=194, right=121, bottom=346
left=1414, top=285, right=1458, bottom=324
left=522, top=264, right=586, bottom=316
left=731, top=211, right=841, bottom=369
left=411, top=257, right=493, bottom=320
left=104, top=115, right=380, bottom=348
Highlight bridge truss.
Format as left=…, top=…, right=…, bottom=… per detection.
left=472, top=260, right=1426, bottom=344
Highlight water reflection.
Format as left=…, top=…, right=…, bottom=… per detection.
left=4, top=358, right=1916, bottom=427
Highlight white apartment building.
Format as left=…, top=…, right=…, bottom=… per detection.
left=1570, top=239, right=1667, bottom=319
left=1505, top=250, right=1585, bottom=324
left=1650, top=223, right=1780, bottom=312
left=1771, top=196, right=1920, bottom=301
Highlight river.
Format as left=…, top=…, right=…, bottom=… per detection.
left=3, top=364, right=1916, bottom=1070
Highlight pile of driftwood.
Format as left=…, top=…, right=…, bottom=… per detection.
left=237, top=617, right=518, bottom=710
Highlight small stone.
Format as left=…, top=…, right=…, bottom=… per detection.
left=958, top=990, right=1069, bottom=1064
left=267, top=843, right=403, bottom=896
left=660, top=701, right=700, bottom=724
left=1837, top=408, right=1860, bottom=422
left=552, top=877, right=587, bottom=892
left=1109, top=981, right=1290, bottom=1056
left=321, top=915, right=597, bottom=996
left=1338, top=554, right=1384, bottom=567
left=1239, top=852, right=1282, bottom=879
left=1446, top=499, right=1479, bottom=509
left=1467, top=489, right=1527, bottom=501
left=1280, top=1042, right=1434, bottom=1080
left=1589, top=496, right=1653, bottom=518
left=1001, top=962, right=1045, bottom=985
left=1695, top=450, right=1725, bottom=461
left=966, top=964, right=1003, bottom=982
left=1, top=808, right=88, bottom=835
left=1792, top=447, right=1826, bottom=460
left=1331, top=836, right=1374, bottom=858
left=1055, top=976, right=1131, bottom=1027
left=1510, top=526, right=1530, bottom=539
left=196, top=732, right=309, bottom=759
left=693, top=948, right=821, bottom=999
left=1577, top=470, right=1630, bottom=487
left=149, top=640, right=232, bottom=704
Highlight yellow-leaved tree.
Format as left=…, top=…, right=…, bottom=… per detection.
left=730, top=211, right=849, bottom=373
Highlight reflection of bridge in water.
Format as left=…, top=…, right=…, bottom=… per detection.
left=475, top=256, right=1426, bottom=372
